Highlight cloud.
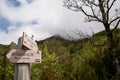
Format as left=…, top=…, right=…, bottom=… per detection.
left=0, top=0, right=63, bottom=23
left=1, top=0, right=119, bottom=44
left=7, top=26, right=16, bottom=31
left=0, top=0, right=104, bottom=44
left=17, top=0, right=29, bottom=4
left=0, top=23, right=53, bottom=44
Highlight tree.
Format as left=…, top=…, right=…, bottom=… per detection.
left=63, top=0, right=120, bottom=77
left=0, top=45, right=14, bottom=80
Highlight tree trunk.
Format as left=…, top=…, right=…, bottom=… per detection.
left=104, top=23, right=118, bottom=76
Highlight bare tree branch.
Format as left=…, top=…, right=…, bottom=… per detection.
left=112, top=19, right=120, bottom=32
left=109, top=17, right=120, bottom=25
left=106, top=0, right=110, bottom=21
left=64, top=30, right=74, bottom=40
left=98, top=0, right=107, bottom=23
left=109, top=0, right=117, bottom=11
left=63, top=0, right=120, bottom=76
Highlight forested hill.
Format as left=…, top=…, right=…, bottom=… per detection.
left=0, top=28, right=120, bottom=80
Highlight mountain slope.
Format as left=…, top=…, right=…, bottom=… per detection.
left=0, top=28, right=120, bottom=80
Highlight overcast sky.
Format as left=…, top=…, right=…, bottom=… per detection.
left=0, top=0, right=119, bottom=44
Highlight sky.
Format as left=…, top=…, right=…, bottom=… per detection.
left=0, top=0, right=119, bottom=44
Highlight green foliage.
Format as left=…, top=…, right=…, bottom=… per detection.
left=32, top=42, right=63, bottom=80
left=0, top=28, right=120, bottom=80
left=0, top=45, right=14, bottom=80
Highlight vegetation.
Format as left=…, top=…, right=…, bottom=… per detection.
left=0, top=28, right=120, bottom=80
left=63, top=0, right=120, bottom=76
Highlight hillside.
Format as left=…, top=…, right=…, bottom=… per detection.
left=0, top=28, right=120, bottom=80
